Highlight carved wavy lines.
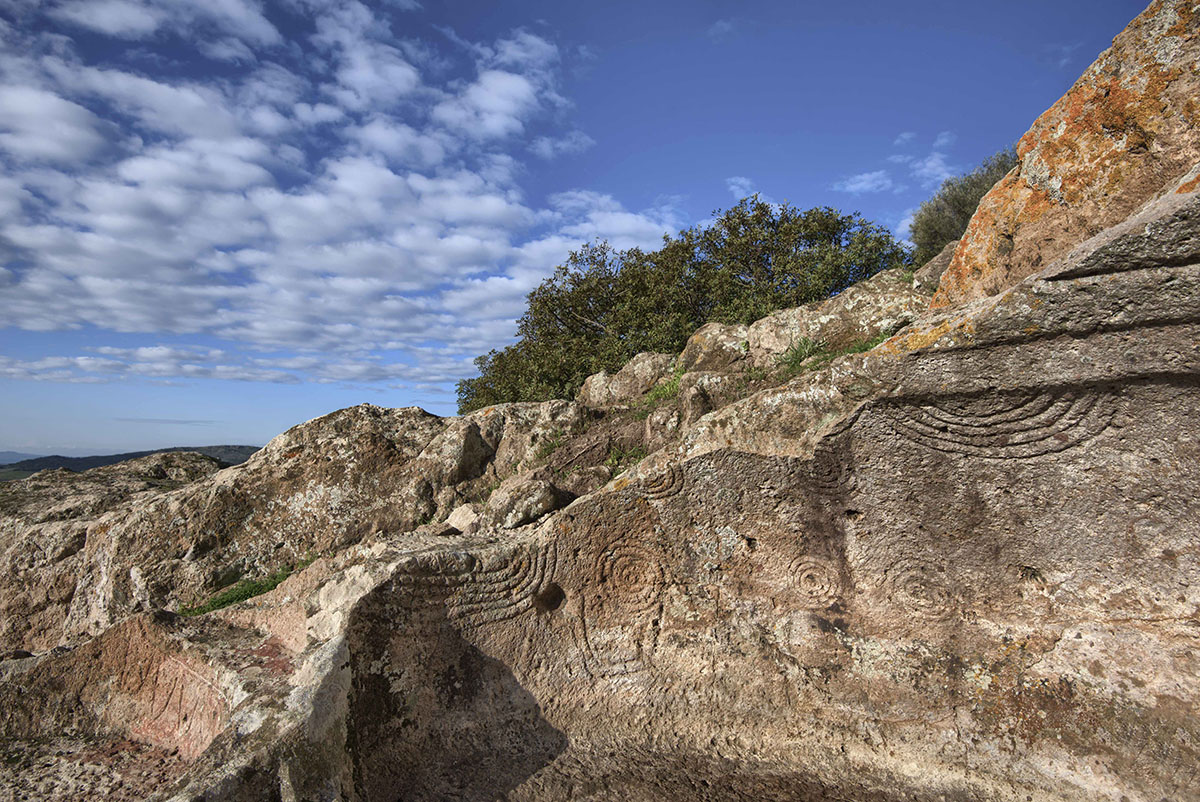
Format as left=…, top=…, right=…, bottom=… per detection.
left=638, top=462, right=684, bottom=500
left=877, top=388, right=1118, bottom=458
left=389, top=542, right=559, bottom=629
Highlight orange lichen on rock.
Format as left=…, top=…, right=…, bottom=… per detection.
left=932, top=0, right=1200, bottom=308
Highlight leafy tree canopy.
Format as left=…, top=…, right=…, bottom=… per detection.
left=909, top=145, right=1018, bottom=266
left=457, top=197, right=910, bottom=413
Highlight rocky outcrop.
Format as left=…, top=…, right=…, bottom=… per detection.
left=6, top=186, right=1196, bottom=801
left=911, top=237, right=957, bottom=294
left=746, top=267, right=927, bottom=366
left=0, top=452, right=223, bottom=653
left=678, top=322, right=749, bottom=372
left=0, top=401, right=583, bottom=652
left=577, top=352, right=675, bottom=408
left=2, top=6, right=1199, bottom=800
left=933, top=0, right=1200, bottom=307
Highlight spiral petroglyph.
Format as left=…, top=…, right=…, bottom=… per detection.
left=638, top=462, right=684, bottom=500
left=808, top=437, right=855, bottom=495
left=787, top=556, right=843, bottom=608
left=576, top=532, right=667, bottom=677
left=883, top=559, right=955, bottom=620
left=878, top=388, right=1117, bottom=459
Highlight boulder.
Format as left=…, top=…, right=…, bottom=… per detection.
left=747, top=267, right=927, bottom=367
left=481, top=475, right=571, bottom=530
left=577, top=352, right=675, bottom=408
left=911, top=237, right=957, bottom=294
left=677, top=322, right=749, bottom=372
left=933, top=0, right=1200, bottom=307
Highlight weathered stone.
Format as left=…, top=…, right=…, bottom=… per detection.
left=678, top=371, right=745, bottom=425
left=4, top=9, right=1200, bottom=800
left=577, top=352, right=675, bottom=408
left=445, top=503, right=481, bottom=533
left=911, top=237, right=957, bottom=294
left=481, top=474, right=570, bottom=530
left=642, top=405, right=680, bottom=452
left=677, top=322, right=749, bottom=372
left=747, top=267, right=928, bottom=366
left=933, top=0, right=1200, bottom=307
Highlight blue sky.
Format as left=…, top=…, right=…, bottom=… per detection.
left=0, top=0, right=1145, bottom=454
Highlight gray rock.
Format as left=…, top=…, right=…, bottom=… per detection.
left=677, top=322, right=749, bottom=372
left=912, top=237, right=957, bottom=294
left=747, top=267, right=927, bottom=367
left=577, top=352, right=675, bottom=408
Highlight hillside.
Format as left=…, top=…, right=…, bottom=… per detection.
left=0, top=445, right=260, bottom=474
left=0, top=3, right=1197, bottom=800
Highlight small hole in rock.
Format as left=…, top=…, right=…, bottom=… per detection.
left=534, top=582, right=565, bottom=612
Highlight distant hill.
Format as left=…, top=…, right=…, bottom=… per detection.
left=0, top=445, right=261, bottom=474
left=0, top=451, right=42, bottom=464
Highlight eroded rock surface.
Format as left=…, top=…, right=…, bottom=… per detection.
left=933, top=0, right=1200, bottom=307
left=2, top=6, right=1199, bottom=801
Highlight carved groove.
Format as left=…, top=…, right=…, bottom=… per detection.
left=787, top=557, right=842, bottom=608
left=882, top=558, right=955, bottom=620
left=639, top=463, right=684, bottom=500
left=878, top=389, right=1117, bottom=458
left=576, top=532, right=666, bottom=677
left=391, top=542, right=559, bottom=628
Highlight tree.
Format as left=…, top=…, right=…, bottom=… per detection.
left=909, top=145, right=1018, bottom=266
left=456, top=197, right=910, bottom=413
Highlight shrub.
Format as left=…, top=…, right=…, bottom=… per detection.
left=909, top=145, right=1018, bottom=266
left=457, top=198, right=910, bottom=412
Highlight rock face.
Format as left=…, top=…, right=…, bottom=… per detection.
left=577, top=352, right=675, bottom=408
left=746, top=267, right=927, bottom=366
left=3, top=6, right=1200, bottom=801
left=933, top=0, right=1200, bottom=307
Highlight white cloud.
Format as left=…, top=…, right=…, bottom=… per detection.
left=0, top=86, right=110, bottom=163
left=529, top=129, right=594, bottom=159
left=933, top=130, right=957, bottom=150
left=0, top=7, right=680, bottom=393
left=833, top=169, right=894, bottom=194
left=893, top=131, right=916, bottom=146
left=725, top=176, right=756, bottom=200
left=707, top=19, right=736, bottom=41
left=911, top=152, right=956, bottom=186
left=48, top=0, right=280, bottom=46
left=49, top=0, right=167, bottom=38
left=432, top=70, right=539, bottom=139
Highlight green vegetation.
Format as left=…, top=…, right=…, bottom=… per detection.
left=532, top=428, right=565, bottom=462
left=777, top=331, right=893, bottom=377
left=604, top=443, right=648, bottom=474
left=0, top=470, right=33, bottom=482
left=180, top=555, right=316, bottom=616
left=457, top=197, right=910, bottom=413
left=909, top=145, right=1018, bottom=266
left=776, top=337, right=827, bottom=375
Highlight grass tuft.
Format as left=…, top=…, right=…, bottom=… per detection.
left=180, top=554, right=316, bottom=616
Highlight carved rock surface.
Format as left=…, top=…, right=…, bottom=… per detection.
left=3, top=189, right=1196, bottom=802
left=3, top=8, right=1200, bottom=801
left=0, top=400, right=581, bottom=652
left=933, top=0, right=1200, bottom=307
